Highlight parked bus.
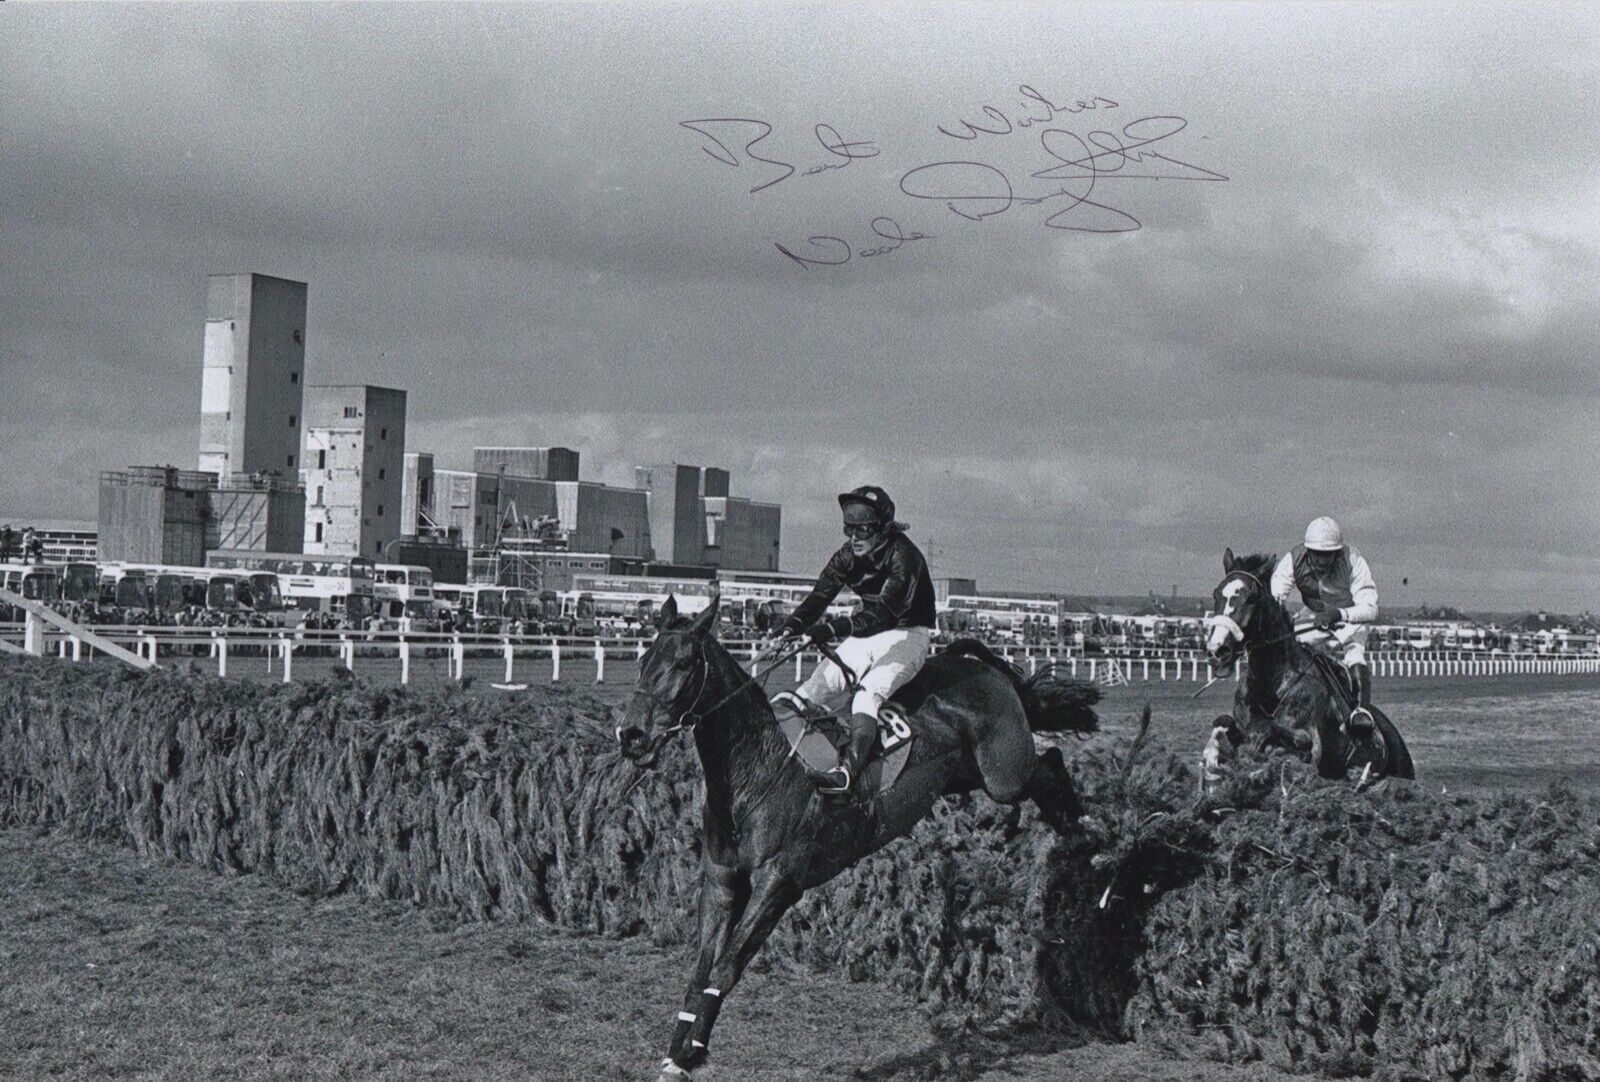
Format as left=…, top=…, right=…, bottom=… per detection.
left=98, top=565, right=155, bottom=610
left=432, top=584, right=529, bottom=630
left=374, top=563, right=435, bottom=620
left=206, top=550, right=373, bottom=620
left=560, top=591, right=599, bottom=636
left=61, top=561, right=100, bottom=603
left=0, top=562, right=61, bottom=620
left=98, top=562, right=283, bottom=617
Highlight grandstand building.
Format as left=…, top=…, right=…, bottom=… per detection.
left=1, top=520, right=98, bottom=563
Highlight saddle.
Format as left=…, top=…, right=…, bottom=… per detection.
left=769, top=691, right=916, bottom=796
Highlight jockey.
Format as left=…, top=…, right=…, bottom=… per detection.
left=776, top=486, right=937, bottom=795
left=1270, top=516, right=1379, bottom=735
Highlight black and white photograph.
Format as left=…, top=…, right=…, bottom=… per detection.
left=2, top=2, right=1597, bottom=1079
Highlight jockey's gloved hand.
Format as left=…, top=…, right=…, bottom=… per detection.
left=1312, top=609, right=1342, bottom=631
left=805, top=616, right=852, bottom=645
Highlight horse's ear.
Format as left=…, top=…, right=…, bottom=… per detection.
left=658, top=595, right=678, bottom=628
left=1223, top=547, right=1235, bottom=572
left=689, top=593, right=720, bottom=639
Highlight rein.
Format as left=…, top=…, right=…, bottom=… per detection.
left=631, top=635, right=808, bottom=759
left=1199, top=569, right=1314, bottom=699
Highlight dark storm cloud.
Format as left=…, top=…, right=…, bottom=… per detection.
left=2, top=2, right=1597, bottom=610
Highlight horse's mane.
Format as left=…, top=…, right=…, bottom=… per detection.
left=1228, top=552, right=1294, bottom=629
left=1230, top=552, right=1278, bottom=581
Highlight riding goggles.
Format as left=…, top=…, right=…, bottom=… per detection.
left=842, top=523, right=881, bottom=539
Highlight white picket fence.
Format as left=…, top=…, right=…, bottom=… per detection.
left=6, top=620, right=1599, bottom=687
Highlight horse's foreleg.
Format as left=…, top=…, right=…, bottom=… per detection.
left=666, top=865, right=747, bottom=1071
left=685, top=869, right=802, bottom=1059
left=971, top=707, right=1038, bottom=805
left=1201, top=717, right=1239, bottom=795
left=1025, top=745, right=1084, bottom=835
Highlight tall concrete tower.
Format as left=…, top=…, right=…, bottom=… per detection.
left=302, top=385, right=407, bottom=558
left=197, top=273, right=308, bottom=479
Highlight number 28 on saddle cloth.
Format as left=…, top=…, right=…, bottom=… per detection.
left=769, top=691, right=915, bottom=796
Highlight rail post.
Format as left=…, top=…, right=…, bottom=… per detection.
left=1070, top=657, right=1078, bottom=677
left=1234, top=659, right=1241, bottom=681
left=341, top=636, right=354, bottom=670
left=504, top=641, right=515, bottom=684
left=1088, top=660, right=1097, bottom=681
left=1142, top=659, right=1150, bottom=681
left=595, top=641, right=606, bottom=684
left=452, top=635, right=465, bottom=681
left=399, top=637, right=411, bottom=685
left=796, top=652, right=804, bottom=681
left=636, top=642, right=646, bottom=660
left=71, top=635, right=82, bottom=662
left=551, top=641, right=561, bottom=682
left=23, top=609, right=44, bottom=655
left=280, top=636, right=292, bottom=683
left=217, top=636, right=228, bottom=678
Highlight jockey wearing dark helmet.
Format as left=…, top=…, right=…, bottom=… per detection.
left=774, top=485, right=937, bottom=796
left=1270, top=516, right=1380, bottom=735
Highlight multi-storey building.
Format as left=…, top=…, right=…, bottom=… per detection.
left=301, top=385, right=407, bottom=557
left=635, top=463, right=781, bottom=571
left=197, top=273, right=307, bottom=479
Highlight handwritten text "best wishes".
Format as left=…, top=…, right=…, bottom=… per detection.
left=679, top=84, right=1227, bottom=269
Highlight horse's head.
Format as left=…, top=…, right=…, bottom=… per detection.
left=1204, top=548, right=1277, bottom=672
left=615, top=592, right=721, bottom=769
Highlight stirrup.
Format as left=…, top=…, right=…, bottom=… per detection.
left=808, top=763, right=851, bottom=794
left=1347, top=706, right=1374, bottom=732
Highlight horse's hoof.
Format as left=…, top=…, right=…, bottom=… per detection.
left=656, top=1057, right=692, bottom=1080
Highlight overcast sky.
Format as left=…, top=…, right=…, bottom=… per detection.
left=2, top=2, right=1597, bottom=612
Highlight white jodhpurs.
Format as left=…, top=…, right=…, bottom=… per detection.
left=795, top=627, right=933, bottom=717
left=1297, top=623, right=1371, bottom=666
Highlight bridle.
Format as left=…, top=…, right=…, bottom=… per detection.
left=1204, top=569, right=1267, bottom=650
left=621, top=630, right=806, bottom=758
left=1201, top=568, right=1321, bottom=714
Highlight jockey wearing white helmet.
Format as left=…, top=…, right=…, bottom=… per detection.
left=1269, top=516, right=1380, bottom=734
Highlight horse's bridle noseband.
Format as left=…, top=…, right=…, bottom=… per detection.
left=1205, top=569, right=1267, bottom=648
left=618, top=633, right=713, bottom=757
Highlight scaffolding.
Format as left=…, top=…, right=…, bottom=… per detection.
left=479, top=502, right=567, bottom=589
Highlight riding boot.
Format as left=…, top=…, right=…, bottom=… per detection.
left=806, top=712, right=878, bottom=796
left=843, top=711, right=879, bottom=796
left=1348, top=663, right=1375, bottom=735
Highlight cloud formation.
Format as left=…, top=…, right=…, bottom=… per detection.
left=2, top=3, right=1597, bottom=612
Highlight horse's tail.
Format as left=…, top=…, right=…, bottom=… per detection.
left=944, top=639, right=1100, bottom=735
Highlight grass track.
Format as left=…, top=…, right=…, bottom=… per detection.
left=4, top=670, right=1595, bottom=1079
left=0, top=828, right=1310, bottom=1081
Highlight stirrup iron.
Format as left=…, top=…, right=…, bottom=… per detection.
left=810, top=764, right=851, bottom=794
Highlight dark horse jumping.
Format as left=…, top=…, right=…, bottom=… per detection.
left=614, top=595, right=1100, bottom=1080
left=1200, top=549, right=1415, bottom=792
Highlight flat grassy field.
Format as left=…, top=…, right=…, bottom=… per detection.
left=2, top=668, right=1594, bottom=1079
left=0, top=828, right=1310, bottom=1082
